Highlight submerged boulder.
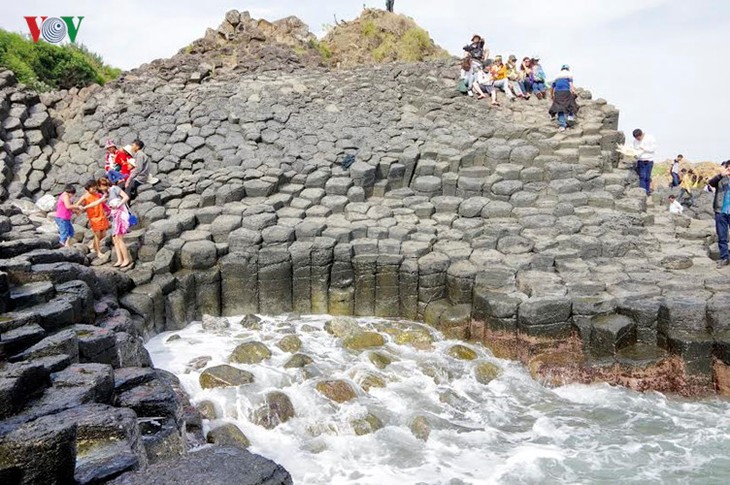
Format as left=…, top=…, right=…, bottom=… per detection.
left=229, top=342, right=272, bottom=364
left=206, top=423, right=250, bottom=448
left=447, top=344, right=478, bottom=361
left=283, top=353, right=313, bottom=368
left=324, top=317, right=360, bottom=338
left=342, top=331, right=385, bottom=351
left=394, top=329, right=434, bottom=350
left=351, top=413, right=383, bottom=436
left=474, top=362, right=502, bottom=384
left=201, top=314, right=230, bottom=331
left=315, top=379, right=357, bottom=403
left=368, top=351, right=394, bottom=369
left=252, top=391, right=296, bottom=429
left=199, top=365, right=254, bottom=389
left=277, top=334, right=302, bottom=353
left=409, top=415, right=431, bottom=441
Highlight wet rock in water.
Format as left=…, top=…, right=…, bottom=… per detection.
left=342, top=331, right=385, bottom=351
left=252, top=391, right=296, bottom=429
left=199, top=365, right=254, bottom=389
left=185, top=356, right=212, bottom=373
left=394, top=329, right=434, bottom=350
left=284, top=353, right=314, bottom=368
left=315, top=379, right=357, bottom=403
left=421, top=362, right=452, bottom=384
left=474, top=362, right=502, bottom=384
left=300, top=324, right=319, bottom=332
left=240, top=314, right=263, bottom=329
left=368, top=351, right=394, bottom=369
left=277, top=334, right=302, bottom=353
left=206, top=423, right=250, bottom=448
left=355, top=372, right=386, bottom=391
left=409, top=415, right=431, bottom=441
left=109, top=446, right=292, bottom=485
left=351, top=413, right=383, bottom=436
left=196, top=400, right=219, bottom=420
left=447, top=344, right=478, bottom=361
left=165, top=334, right=181, bottom=343
left=324, top=317, right=359, bottom=337
left=202, top=314, right=230, bottom=331
left=229, top=341, right=272, bottom=364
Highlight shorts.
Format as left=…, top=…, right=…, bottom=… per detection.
left=89, top=217, right=110, bottom=233
left=55, top=217, right=74, bottom=243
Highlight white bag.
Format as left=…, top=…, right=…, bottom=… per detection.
left=36, top=194, right=56, bottom=212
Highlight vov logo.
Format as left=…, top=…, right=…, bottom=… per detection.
left=24, top=16, right=84, bottom=44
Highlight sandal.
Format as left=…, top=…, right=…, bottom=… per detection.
left=120, top=261, right=135, bottom=270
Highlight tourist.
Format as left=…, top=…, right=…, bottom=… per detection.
left=473, top=67, right=495, bottom=102
left=463, top=35, right=487, bottom=68
left=519, top=57, right=533, bottom=95
left=668, top=195, right=683, bottom=214
left=98, top=177, right=133, bottom=269
left=530, top=56, right=547, bottom=99
left=489, top=55, right=513, bottom=104
left=707, top=161, right=730, bottom=268
left=506, top=55, right=528, bottom=99
left=77, top=179, right=110, bottom=259
left=54, top=184, right=78, bottom=248
left=103, top=139, right=119, bottom=172
left=670, top=154, right=683, bottom=187
left=548, top=65, right=578, bottom=131
left=459, top=57, right=476, bottom=96
left=386, top=0, right=394, bottom=13
left=632, top=128, right=656, bottom=195
left=119, top=145, right=135, bottom=180
left=126, top=139, right=149, bottom=199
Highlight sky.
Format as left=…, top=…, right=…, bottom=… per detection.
left=4, top=0, right=729, bottom=162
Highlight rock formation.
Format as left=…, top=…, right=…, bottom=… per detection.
left=1, top=8, right=729, bottom=484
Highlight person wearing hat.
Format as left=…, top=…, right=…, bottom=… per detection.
left=548, top=64, right=578, bottom=131
left=707, top=160, right=730, bottom=268
left=530, top=56, right=547, bottom=99
left=104, top=139, right=119, bottom=172
left=506, top=55, right=528, bottom=99
left=118, top=145, right=136, bottom=179
left=463, top=35, right=488, bottom=68
left=488, top=55, right=513, bottom=105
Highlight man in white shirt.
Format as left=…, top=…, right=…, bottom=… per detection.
left=668, top=195, right=683, bottom=214
left=632, top=128, right=656, bottom=195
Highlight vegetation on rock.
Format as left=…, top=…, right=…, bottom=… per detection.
left=0, top=30, right=120, bottom=91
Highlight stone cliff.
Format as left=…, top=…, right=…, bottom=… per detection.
left=1, top=8, right=729, bottom=484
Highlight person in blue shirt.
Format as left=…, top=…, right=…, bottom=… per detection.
left=708, top=160, right=730, bottom=268
left=530, top=56, right=547, bottom=99
left=548, top=65, right=578, bottom=131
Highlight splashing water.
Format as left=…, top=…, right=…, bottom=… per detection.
left=146, top=315, right=730, bottom=485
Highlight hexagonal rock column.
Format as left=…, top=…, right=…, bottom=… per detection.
left=219, top=250, right=258, bottom=316
left=257, top=247, right=292, bottom=315
left=417, top=252, right=450, bottom=318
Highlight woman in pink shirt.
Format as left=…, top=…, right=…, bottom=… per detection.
left=54, top=184, right=78, bottom=247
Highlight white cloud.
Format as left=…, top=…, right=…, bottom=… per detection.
left=2, top=0, right=728, bottom=162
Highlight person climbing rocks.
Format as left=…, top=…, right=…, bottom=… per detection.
left=53, top=184, right=79, bottom=248
left=77, top=179, right=110, bottom=260
left=632, top=128, right=656, bottom=195
left=668, top=194, right=683, bottom=215
left=385, top=0, right=394, bottom=12
left=126, top=139, right=149, bottom=200
left=670, top=154, right=682, bottom=187
left=707, top=160, right=730, bottom=268
left=549, top=65, right=578, bottom=131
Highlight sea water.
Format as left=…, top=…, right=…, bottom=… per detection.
left=146, top=315, right=730, bottom=485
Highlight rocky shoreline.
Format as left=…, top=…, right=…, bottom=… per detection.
left=1, top=9, right=729, bottom=484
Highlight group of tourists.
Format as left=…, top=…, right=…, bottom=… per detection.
left=51, top=138, right=150, bottom=269
left=458, top=34, right=578, bottom=131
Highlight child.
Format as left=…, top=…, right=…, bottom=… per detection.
left=77, top=179, right=110, bottom=259
left=668, top=195, right=683, bottom=215
left=104, top=139, right=119, bottom=172
left=54, top=184, right=78, bottom=248
left=98, top=177, right=133, bottom=269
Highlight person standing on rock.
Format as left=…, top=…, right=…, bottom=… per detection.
left=126, top=139, right=149, bottom=200
left=386, top=0, right=394, bottom=12
left=670, top=154, right=683, bottom=187
left=632, top=128, right=656, bottom=195
left=53, top=184, right=79, bottom=248
left=707, top=160, right=730, bottom=268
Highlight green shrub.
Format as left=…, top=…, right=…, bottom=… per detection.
left=0, top=29, right=120, bottom=91
left=398, top=27, right=431, bottom=62
left=372, top=35, right=396, bottom=62
left=308, top=39, right=332, bottom=60
left=361, top=20, right=377, bottom=38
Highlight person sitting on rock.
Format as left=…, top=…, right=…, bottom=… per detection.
left=506, top=55, right=528, bottom=99
left=459, top=57, right=476, bottom=96
left=472, top=67, right=495, bottom=102
left=519, top=57, right=533, bottom=95
left=668, top=194, right=684, bottom=215
left=463, top=35, right=487, bottom=68
left=489, top=55, right=513, bottom=105
left=107, top=144, right=133, bottom=182
left=126, top=139, right=149, bottom=200
left=103, top=139, right=120, bottom=172
left=530, top=56, right=547, bottom=99
left=548, top=65, right=578, bottom=131
left=707, top=160, right=730, bottom=268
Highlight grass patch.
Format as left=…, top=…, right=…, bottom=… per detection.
left=0, top=29, right=120, bottom=91
left=308, top=39, right=332, bottom=60
left=361, top=19, right=377, bottom=38
left=398, top=27, right=432, bottom=61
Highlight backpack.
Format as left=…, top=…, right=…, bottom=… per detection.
left=457, top=78, right=469, bottom=94
left=341, top=154, right=356, bottom=170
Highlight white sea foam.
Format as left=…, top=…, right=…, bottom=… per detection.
left=146, top=315, right=730, bottom=485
